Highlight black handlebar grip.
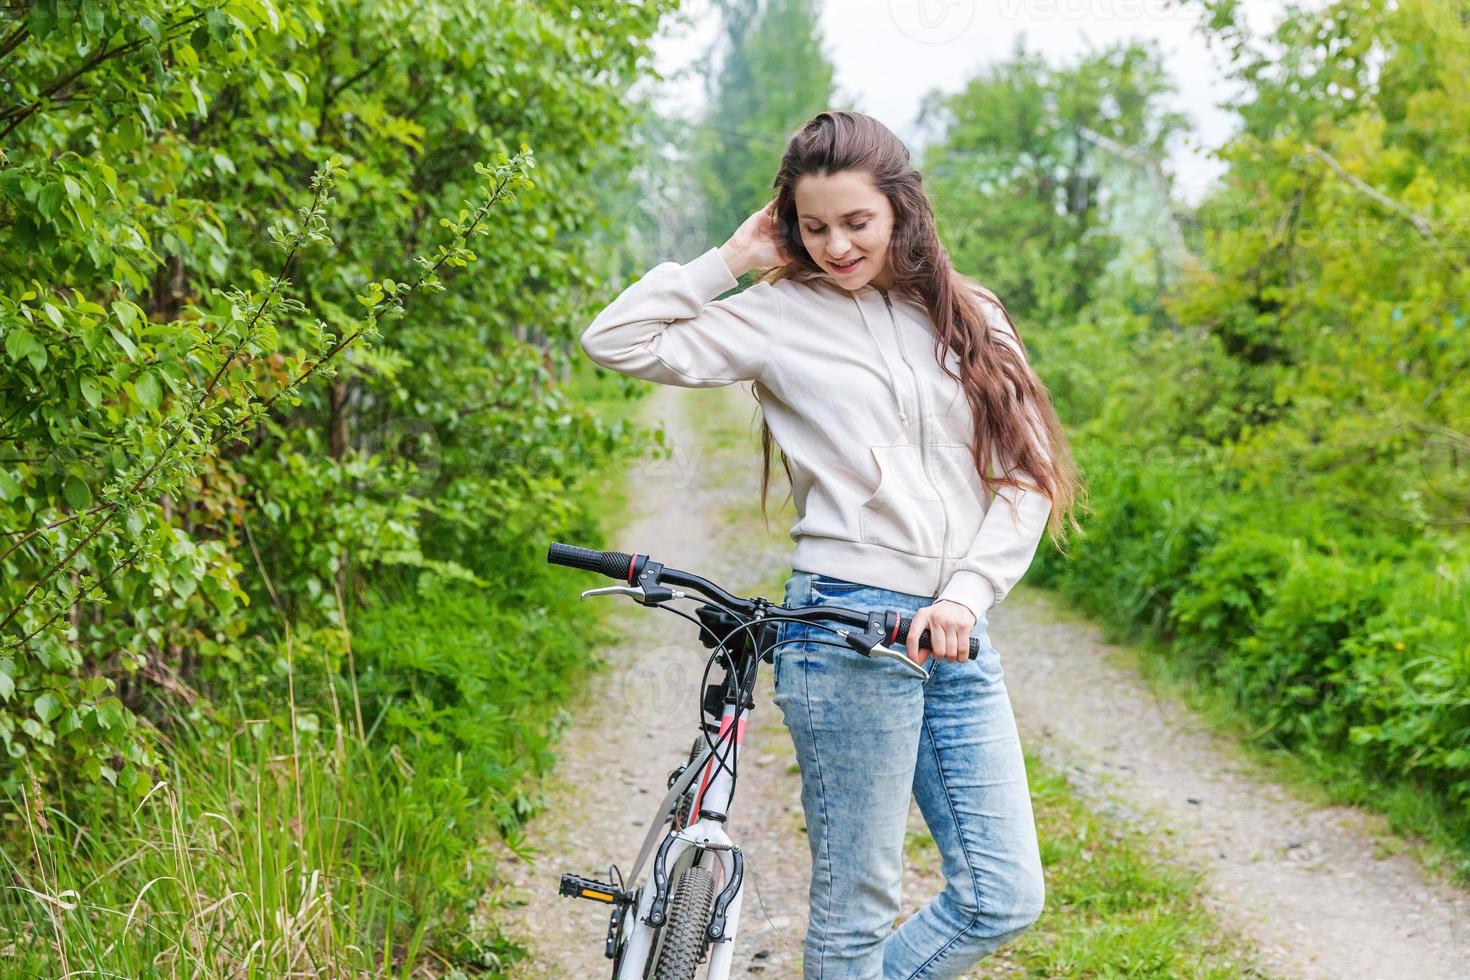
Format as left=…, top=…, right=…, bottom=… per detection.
left=547, top=542, right=636, bottom=581
left=894, top=616, right=982, bottom=660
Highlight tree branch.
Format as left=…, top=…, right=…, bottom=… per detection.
left=1305, top=144, right=1458, bottom=270
left=0, top=24, right=29, bottom=61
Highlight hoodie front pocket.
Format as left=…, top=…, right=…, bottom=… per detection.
left=859, top=442, right=960, bottom=558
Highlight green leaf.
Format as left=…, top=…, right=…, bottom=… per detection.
left=64, top=475, right=92, bottom=510
left=96, top=698, right=125, bottom=731
left=171, top=570, right=198, bottom=599
left=80, top=376, right=102, bottom=408
left=109, top=326, right=138, bottom=361
left=111, top=300, right=139, bottom=330
left=4, top=325, right=40, bottom=363
left=189, top=79, right=209, bottom=116
left=134, top=373, right=161, bottom=409
left=282, top=70, right=306, bottom=104
left=34, top=693, right=60, bottom=724
left=28, top=4, right=57, bottom=38
left=36, top=184, right=64, bottom=222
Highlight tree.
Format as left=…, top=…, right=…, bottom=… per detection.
left=690, top=0, right=840, bottom=250
left=920, top=36, right=1188, bottom=328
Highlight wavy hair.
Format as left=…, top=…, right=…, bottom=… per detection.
left=750, top=110, right=1084, bottom=548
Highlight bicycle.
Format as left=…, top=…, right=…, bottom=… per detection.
left=546, top=541, right=982, bottom=980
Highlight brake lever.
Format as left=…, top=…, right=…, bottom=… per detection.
left=867, top=643, right=930, bottom=680
left=580, top=584, right=682, bottom=605
left=840, top=625, right=930, bottom=681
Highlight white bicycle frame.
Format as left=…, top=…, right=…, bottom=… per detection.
left=613, top=698, right=748, bottom=979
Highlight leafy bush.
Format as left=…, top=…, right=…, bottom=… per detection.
left=0, top=0, right=674, bottom=970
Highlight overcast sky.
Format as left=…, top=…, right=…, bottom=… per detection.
left=649, top=0, right=1297, bottom=204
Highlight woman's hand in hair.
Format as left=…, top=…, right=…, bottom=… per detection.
left=719, top=198, right=791, bottom=278
left=906, top=600, right=977, bottom=668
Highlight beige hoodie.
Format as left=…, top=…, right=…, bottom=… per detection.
left=579, top=245, right=1053, bottom=624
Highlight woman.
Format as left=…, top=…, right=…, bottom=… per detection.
left=580, top=110, right=1081, bottom=979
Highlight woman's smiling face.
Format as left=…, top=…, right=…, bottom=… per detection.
left=793, top=169, right=896, bottom=292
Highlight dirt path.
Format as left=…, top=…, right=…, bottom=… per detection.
left=493, top=382, right=1470, bottom=979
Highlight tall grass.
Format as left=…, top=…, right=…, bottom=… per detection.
left=0, top=573, right=620, bottom=976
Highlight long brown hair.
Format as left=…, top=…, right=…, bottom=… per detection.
left=750, top=110, right=1084, bottom=548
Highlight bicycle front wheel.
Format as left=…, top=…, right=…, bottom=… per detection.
left=650, top=864, right=715, bottom=980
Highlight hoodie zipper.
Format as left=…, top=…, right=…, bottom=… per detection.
left=880, top=289, right=951, bottom=595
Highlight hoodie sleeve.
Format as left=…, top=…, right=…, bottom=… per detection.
left=935, top=294, right=1054, bottom=623
left=579, top=246, right=780, bottom=387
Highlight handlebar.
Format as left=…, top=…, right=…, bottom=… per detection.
left=547, top=541, right=981, bottom=663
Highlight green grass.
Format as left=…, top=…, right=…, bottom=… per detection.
left=1027, top=445, right=1470, bottom=887
left=1021, top=580, right=1470, bottom=885
left=680, top=380, right=765, bottom=453
left=568, top=358, right=661, bottom=545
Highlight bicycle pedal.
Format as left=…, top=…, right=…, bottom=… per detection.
left=559, top=872, right=629, bottom=905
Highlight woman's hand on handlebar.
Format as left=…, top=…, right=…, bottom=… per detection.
left=906, top=600, right=977, bottom=667
left=720, top=198, right=791, bottom=278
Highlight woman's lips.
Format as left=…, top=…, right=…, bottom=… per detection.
left=830, top=257, right=863, bottom=275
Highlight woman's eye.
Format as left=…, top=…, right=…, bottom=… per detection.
left=805, top=222, right=868, bottom=233
left=852, top=221, right=868, bottom=230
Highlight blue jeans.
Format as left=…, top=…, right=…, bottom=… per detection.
left=771, top=569, right=1045, bottom=979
